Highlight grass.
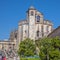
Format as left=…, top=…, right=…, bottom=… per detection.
left=20, top=57, right=40, bottom=60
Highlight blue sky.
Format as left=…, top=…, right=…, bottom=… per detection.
left=0, top=0, right=60, bottom=39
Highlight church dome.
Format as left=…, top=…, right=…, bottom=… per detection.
left=29, top=6, right=36, bottom=10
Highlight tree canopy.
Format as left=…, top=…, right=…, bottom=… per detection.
left=36, top=37, right=60, bottom=60
left=18, top=38, right=36, bottom=57
left=18, top=37, right=60, bottom=60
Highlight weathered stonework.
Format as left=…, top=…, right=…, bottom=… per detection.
left=18, top=6, right=53, bottom=44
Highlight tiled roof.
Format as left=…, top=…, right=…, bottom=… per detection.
left=48, top=26, right=60, bottom=37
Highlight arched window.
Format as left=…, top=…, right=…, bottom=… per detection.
left=41, top=25, right=43, bottom=32
left=15, top=33, right=17, bottom=39
left=41, top=25, right=44, bottom=36
left=31, top=11, right=34, bottom=16
left=25, top=30, right=26, bottom=33
left=46, top=26, right=49, bottom=33
left=36, top=16, right=40, bottom=22
left=37, top=31, right=39, bottom=37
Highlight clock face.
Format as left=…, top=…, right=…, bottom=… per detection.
left=36, top=16, right=40, bottom=22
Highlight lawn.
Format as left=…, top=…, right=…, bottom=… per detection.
left=20, top=57, right=40, bottom=60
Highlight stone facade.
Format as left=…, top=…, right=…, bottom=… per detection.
left=18, top=6, right=53, bottom=44
left=0, top=6, right=53, bottom=58
left=0, top=30, right=18, bottom=59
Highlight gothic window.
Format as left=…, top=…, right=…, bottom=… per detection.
left=46, top=26, right=49, bottom=33
left=24, top=30, right=27, bottom=38
left=31, top=11, right=34, bottom=16
left=37, top=31, right=39, bottom=37
left=25, top=30, right=26, bottom=33
left=41, top=25, right=44, bottom=36
left=41, top=25, right=43, bottom=32
left=15, top=33, right=17, bottom=39
left=36, top=16, right=40, bottom=22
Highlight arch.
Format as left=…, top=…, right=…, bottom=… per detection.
left=36, top=15, right=40, bottom=22
left=31, top=11, right=34, bottom=16
left=37, top=31, right=39, bottom=37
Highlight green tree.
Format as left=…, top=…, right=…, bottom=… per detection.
left=49, top=37, right=60, bottom=60
left=36, top=37, right=60, bottom=60
left=18, top=38, right=36, bottom=57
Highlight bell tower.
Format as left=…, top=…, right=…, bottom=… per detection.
left=27, top=6, right=36, bottom=40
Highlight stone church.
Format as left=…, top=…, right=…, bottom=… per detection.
left=0, top=6, right=53, bottom=59
left=18, top=6, right=53, bottom=42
